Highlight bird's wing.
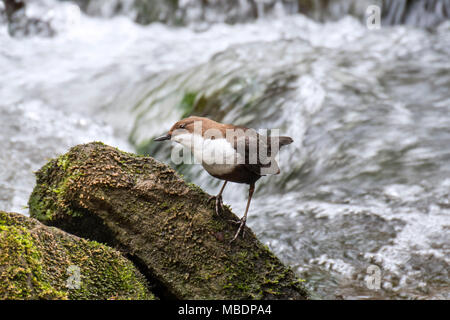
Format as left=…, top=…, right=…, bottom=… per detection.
left=229, top=129, right=281, bottom=176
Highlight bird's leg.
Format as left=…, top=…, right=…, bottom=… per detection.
left=230, top=183, right=255, bottom=243
left=208, top=181, right=228, bottom=216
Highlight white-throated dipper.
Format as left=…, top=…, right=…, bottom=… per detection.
left=154, top=116, right=293, bottom=242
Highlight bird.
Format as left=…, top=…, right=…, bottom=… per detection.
left=154, top=116, right=293, bottom=242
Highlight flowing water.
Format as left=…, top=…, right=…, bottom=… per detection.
left=0, top=0, right=449, bottom=299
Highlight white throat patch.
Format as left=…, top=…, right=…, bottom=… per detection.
left=171, top=132, right=242, bottom=175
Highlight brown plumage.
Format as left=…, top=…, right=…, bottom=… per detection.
left=155, top=116, right=293, bottom=242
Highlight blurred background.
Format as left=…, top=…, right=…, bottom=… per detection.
left=0, top=0, right=449, bottom=299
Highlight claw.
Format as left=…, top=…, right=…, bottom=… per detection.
left=208, top=195, right=224, bottom=216
left=229, top=217, right=247, bottom=243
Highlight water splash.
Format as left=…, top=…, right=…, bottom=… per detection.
left=63, top=0, right=450, bottom=28
left=0, top=0, right=449, bottom=299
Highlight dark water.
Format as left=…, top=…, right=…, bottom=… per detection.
left=0, top=0, right=449, bottom=299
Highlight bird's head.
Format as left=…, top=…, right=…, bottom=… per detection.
left=154, top=116, right=216, bottom=143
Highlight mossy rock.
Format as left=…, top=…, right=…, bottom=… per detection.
left=0, top=211, right=156, bottom=300
left=29, top=142, right=310, bottom=299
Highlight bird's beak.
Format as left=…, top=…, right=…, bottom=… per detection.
left=154, top=133, right=171, bottom=142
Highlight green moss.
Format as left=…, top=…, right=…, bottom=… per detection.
left=0, top=211, right=156, bottom=300
left=57, top=154, right=70, bottom=171
left=28, top=142, right=310, bottom=300
left=62, top=239, right=152, bottom=300
left=186, top=182, right=205, bottom=195
left=178, top=91, right=198, bottom=118
left=29, top=152, right=86, bottom=222
left=0, top=224, right=67, bottom=299
left=218, top=243, right=309, bottom=299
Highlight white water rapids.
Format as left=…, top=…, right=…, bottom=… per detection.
left=0, top=0, right=449, bottom=299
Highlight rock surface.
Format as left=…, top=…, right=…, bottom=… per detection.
left=0, top=210, right=155, bottom=300
left=29, top=142, right=310, bottom=299
left=62, top=0, right=450, bottom=28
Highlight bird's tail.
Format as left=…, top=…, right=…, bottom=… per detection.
left=278, top=136, right=293, bottom=147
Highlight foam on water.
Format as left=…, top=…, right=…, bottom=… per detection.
left=0, top=0, right=449, bottom=299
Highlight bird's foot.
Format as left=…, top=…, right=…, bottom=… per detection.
left=208, top=194, right=224, bottom=216
left=229, top=216, right=247, bottom=243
